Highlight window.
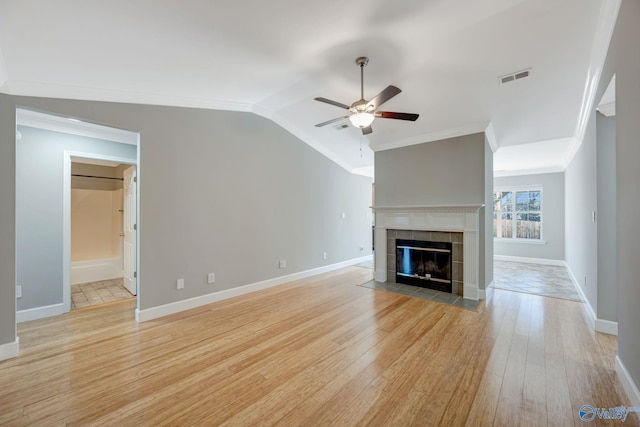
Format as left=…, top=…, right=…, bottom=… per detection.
left=493, top=188, right=542, bottom=240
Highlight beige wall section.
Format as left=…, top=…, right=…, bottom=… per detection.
left=71, top=163, right=123, bottom=191
left=71, top=188, right=123, bottom=262
left=112, top=189, right=123, bottom=257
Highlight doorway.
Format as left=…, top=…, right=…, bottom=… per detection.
left=68, top=159, right=137, bottom=309
left=15, top=108, right=140, bottom=322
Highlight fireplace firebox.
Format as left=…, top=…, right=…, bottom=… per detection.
left=395, top=239, right=452, bottom=293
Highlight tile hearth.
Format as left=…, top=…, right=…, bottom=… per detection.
left=360, top=280, right=481, bottom=311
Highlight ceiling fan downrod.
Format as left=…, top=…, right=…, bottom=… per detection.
left=355, top=56, right=369, bottom=102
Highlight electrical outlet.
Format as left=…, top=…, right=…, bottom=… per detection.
left=323, top=252, right=327, bottom=260
left=207, top=273, right=215, bottom=284
left=279, top=260, right=286, bottom=269
left=16, top=285, right=22, bottom=299
left=177, top=278, right=184, bottom=289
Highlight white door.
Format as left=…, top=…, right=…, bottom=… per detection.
left=123, top=166, right=137, bottom=295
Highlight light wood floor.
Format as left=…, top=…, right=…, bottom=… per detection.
left=1, top=267, right=635, bottom=426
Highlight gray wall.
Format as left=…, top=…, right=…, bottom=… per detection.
left=16, top=126, right=137, bottom=311
left=375, top=133, right=486, bottom=206
left=565, top=111, right=598, bottom=313
left=564, top=0, right=640, bottom=398
left=0, top=95, right=373, bottom=344
left=374, top=132, right=493, bottom=289
left=0, top=95, right=16, bottom=347
left=614, top=0, right=640, bottom=397
left=596, top=113, right=617, bottom=322
left=494, top=172, right=565, bottom=261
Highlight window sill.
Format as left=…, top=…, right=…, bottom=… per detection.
left=494, top=238, right=547, bottom=245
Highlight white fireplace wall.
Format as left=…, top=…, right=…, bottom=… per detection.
left=482, top=136, right=494, bottom=291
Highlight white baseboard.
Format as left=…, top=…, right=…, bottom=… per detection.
left=478, top=280, right=493, bottom=300
left=136, top=255, right=373, bottom=323
left=494, top=255, right=566, bottom=266
left=17, top=303, right=65, bottom=323
left=463, top=284, right=479, bottom=301
left=595, top=319, right=618, bottom=336
left=566, top=264, right=596, bottom=329
left=565, top=264, right=618, bottom=335
left=71, top=257, right=122, bottom=285
left=616, top=356, right=640, bottom=407
left=0, top=338, right=19, bottom=361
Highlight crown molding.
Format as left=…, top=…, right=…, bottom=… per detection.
left=351, top=166, right=374, bottom=178
left=368, top=121, right=489, bottom=152
left=596, top=101, right=615, bottom=117
left=373, top=204, right=484, bottom=214
left=493, top=164, right=565, bottom=178
left=484, top=122, right=499, bottom=153
left=566, top=0, right=621, bottom=169
left=16, top=108, right=139, bottom=145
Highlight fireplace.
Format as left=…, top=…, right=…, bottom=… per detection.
left=396, top=239, right=452, bottom=293
left=373, top=205, right=483, bottom=300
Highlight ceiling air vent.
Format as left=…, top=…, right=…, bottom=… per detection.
left=334, top=123, right=349, bottom=130
left=499, top=68, right=531, bottom=85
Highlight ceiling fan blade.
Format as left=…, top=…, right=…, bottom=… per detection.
left=366, top=85, right=401, bottom=110
left=375, top=111, right=419, bottom=121
left=315, top=116, right=350, bottom=127
left=314, top=97, right=350, bottom=110
left=362, top=125, right=373, bottom=135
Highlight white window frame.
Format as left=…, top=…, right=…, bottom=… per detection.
left=493, top=185, right=545, bottom=243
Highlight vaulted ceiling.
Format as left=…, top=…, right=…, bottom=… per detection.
left=0, top=0, right=618, bottom=177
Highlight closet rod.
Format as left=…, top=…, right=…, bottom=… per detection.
left=72, top=174, right=123, bottom=181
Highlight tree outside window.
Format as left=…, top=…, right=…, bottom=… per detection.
left=493, top=189, right=542, bottom=240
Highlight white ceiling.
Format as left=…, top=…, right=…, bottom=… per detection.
left=0, top=0, right=618, bottom=177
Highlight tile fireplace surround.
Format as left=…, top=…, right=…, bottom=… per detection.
left=373, top=205, right=484, bottom=301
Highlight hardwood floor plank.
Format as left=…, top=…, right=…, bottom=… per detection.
left=0, top=266, right=633, bottom=426
left=465, top=371, right=503, bottom=426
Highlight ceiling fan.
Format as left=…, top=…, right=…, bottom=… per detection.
left=314, top=57, right=419, bottom=135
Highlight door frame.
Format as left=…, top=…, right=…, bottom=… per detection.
left=63, top=150, right=139, bottom=314
left=121, top=164, right=137, bottom=296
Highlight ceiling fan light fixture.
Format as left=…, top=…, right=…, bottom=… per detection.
left=314, top=57, right=418, bottom=135
left=349, top=112, right=375, bottom=128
